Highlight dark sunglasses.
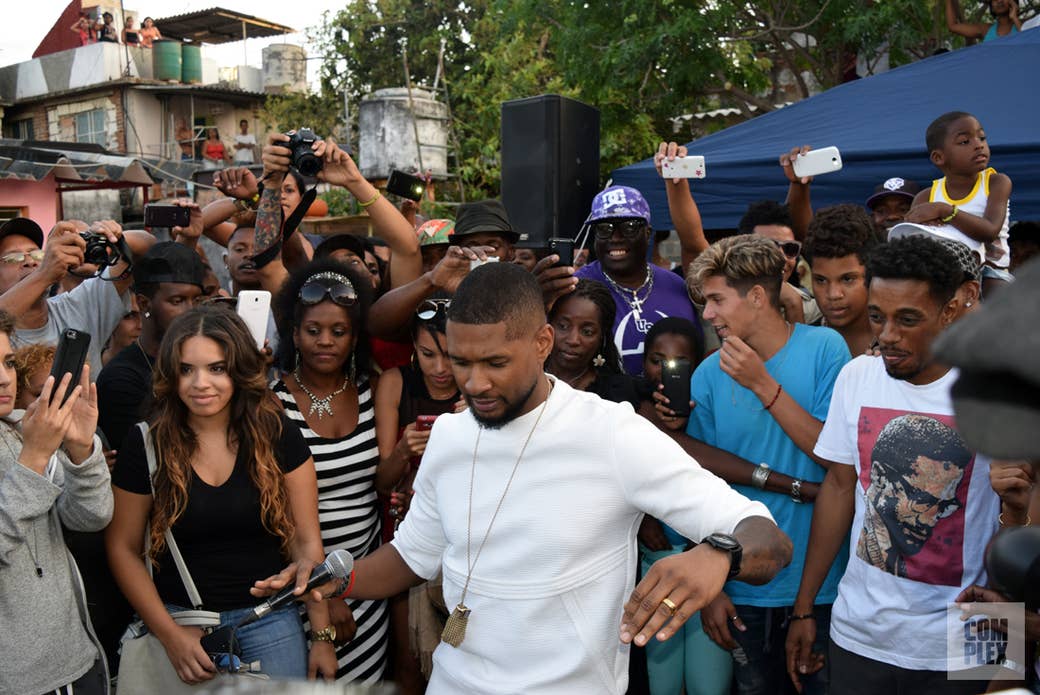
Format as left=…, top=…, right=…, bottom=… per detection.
left=773, top=240, right=802, bottom=259
left=416, top=298, right=451, bottom=321
left=299, top=273, right=357, bottom=307
left=203, top=296, right=237, bottom=308
left=591, top=218, right=648, bottom=240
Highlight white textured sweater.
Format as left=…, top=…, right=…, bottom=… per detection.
left=393, top=378, right=771, bottom=694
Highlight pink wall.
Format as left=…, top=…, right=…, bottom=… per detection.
left=0, top=175, right=59, bottom=236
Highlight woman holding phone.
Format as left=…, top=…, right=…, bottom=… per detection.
left=372, top=296, right=460, bottom=694
left=271, top=259, right=388, bottom=683
left=106, top=306, right=336, bottom=684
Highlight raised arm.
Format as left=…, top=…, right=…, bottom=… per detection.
left=781, top=145, right=814, bottom=241
left=655, top=141, right=709, bottom=269
left=945, top=0, right=990, bottom=39
left=316, top=139, right=422, bottom=289
left=0, top=222, right=85, bottom=316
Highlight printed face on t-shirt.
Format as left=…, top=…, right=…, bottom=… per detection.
left=856, top=410, right=973, bottom=584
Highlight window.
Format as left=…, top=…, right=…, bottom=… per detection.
left=75, top=109, right=107, bottom=147
left=2, top=119, right=34, bottom=141
left=0, top=208, right=24, bottom=224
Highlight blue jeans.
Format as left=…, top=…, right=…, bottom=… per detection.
left=166, top=604, right=307, bottom=679
left=730, top=604, right=831, bottom=695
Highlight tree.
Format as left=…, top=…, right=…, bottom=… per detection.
left=293, top=0, right=956, bottom=200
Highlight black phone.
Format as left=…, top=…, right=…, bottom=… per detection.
left=660, top=357, right=692, bottom=418
left=549, top=238, right=574, bottom=267
left=50, top=328, right=91, bottom=405
left=386, top=170, right=425, bottom=202
left=144, top=204, right=191, bottom=229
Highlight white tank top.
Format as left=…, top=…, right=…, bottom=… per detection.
left=930, top=167, right=1011, bottom=268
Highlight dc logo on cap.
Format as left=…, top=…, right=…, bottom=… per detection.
left=884, top=177, right=905, bottom=191
left=602, top=189, right=629, bottom=208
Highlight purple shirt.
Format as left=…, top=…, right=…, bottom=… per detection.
left=576, top=262, right=700, bottom=375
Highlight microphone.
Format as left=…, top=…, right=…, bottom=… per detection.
left=236, top=549, right=353, bottom=628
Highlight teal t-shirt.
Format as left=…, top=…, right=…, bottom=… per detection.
left=686, top=323, right=851, bottom=607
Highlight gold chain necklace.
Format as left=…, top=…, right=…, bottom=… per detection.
left=441, top=381, right=552, bottom=648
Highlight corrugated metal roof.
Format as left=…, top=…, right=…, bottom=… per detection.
left=0, top=140, right=200, bottom=184
left=152, top=7, right=295, bottom=45
left=132, top=82, right=269, bottom=100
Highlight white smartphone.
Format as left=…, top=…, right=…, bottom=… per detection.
left=470, top=256, right=499, bottom=271
left=661, top=155, right=706, bottom=179
left=792, top=146, right=843, bottom=178
left=236, top=290, right=271, bottom=350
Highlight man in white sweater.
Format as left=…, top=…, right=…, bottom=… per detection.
left=256, top=261, right=792, bottom=694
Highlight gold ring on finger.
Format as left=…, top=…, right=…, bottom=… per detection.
left=661, top=597, right=677, bottom=615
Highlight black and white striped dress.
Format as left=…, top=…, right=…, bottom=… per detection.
left=272, top=376, right=388, bottom=683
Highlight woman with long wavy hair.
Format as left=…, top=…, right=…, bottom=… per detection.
left=106, top=305, right=336, bottom=685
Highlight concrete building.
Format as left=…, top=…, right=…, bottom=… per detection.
left=0, top=5, right=300, bottom=225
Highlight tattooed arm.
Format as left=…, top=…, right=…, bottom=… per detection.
left=252, top=134, right=291, bottom=293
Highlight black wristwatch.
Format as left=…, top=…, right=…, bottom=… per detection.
left=702, top=533, right=743, bottom=579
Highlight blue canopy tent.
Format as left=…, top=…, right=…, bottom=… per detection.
left=611, top=28, right=1040, bottom=231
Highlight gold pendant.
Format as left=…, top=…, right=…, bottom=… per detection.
left=441, top=603, right=471, bottom=647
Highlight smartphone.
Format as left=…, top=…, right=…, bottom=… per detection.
left=469, top=256, right=499, bottom=271
left=549, top=238, right=574, bottom=267
left=144, top=204, right=191, bottom=229
left=386, top=170, right=425, bottom=202
left=661, top=155, right=706, bottom=179
left=235, top=290, right=271, bottom=350
left=660, top=357, right=692, bottom=418
left=415, top=414, right=438, bottom=431
left=50, top=328, right=91, bottom=406
left=791, top=146, right=843, bottom=179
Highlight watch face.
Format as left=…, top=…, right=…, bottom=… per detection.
left=706, top=533, right=740, bottom=551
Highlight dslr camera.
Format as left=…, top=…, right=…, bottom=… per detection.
left=285, top=127, right=323, bottom=176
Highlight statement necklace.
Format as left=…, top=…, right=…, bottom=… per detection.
left=441, top=381, right=552, bottom=648
left=603, top=264, right=655, bottom=332
left=293, top=367, right=350, bottom=419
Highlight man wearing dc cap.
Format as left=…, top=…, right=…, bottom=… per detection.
left=574, top=186, right=701, bottom=375
left=0, top=217, right=149, bottom=381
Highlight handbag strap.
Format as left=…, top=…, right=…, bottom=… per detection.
left=139, top=422, right=205, bottom=610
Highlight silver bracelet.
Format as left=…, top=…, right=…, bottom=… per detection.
left=751, top=463, right=771, bottom=490
left=791, top=479, right=803, bottom=503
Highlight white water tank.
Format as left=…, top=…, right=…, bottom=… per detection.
left=262, top=44, right=307, bottom=94
left=359, top=87, right=449, bottom=179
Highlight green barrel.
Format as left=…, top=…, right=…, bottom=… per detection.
left=153, top=40, right=181, bottom=81
left=181, top=43, right=202, bottom=84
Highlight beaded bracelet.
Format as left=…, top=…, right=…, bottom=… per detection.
left=788, top=613, right=814, bottom=622
left=764, top=383, right=783, bottom=411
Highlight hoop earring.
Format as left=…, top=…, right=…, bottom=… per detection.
left=348, top=352, right=357, bottom=383
left=294, top=349, right=301, bottom=370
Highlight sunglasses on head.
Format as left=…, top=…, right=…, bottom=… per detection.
left=416, top=298, right=451, bottom=321
left=773, top=240, right=802, bottom=259
left=591, top=218, right=648, bottom=240
left=202, top=295, right=237, bottom=308
left=298, top=272, right=357, bottom=307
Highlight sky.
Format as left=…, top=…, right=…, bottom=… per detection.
left=0, top=0, right=344, bottom=86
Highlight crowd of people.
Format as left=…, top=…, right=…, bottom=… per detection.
left=0, top=107, right=1036, bottom=695
left=71, top=12, right=161, bottom=48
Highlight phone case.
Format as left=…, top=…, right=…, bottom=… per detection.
left=792, top=147, right=843, bottom=178
left=386, top=170, right=425, bottom=201
left=549, top=238, right=574, bottom=267
left=144, top=205, right=191, bottom=228
left=661, top=156, right=706, bottom=179
left=415, top=415, right=438, bottom=431
left=50, top=329, right=92, bottom=405
left=660, top=358, right=692, bottom=417
left=236, top=290, right=271, bottom=350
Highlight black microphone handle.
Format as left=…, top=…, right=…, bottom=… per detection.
left=236, top=564, right=336, bottom=628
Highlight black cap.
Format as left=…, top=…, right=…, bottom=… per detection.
left=315, top=234, right=367, bottom=260
left=0, top=217, right=44, bottom=248
left=932, top=258, right=1040, bottom=459
left=452, top=199, right=520, bottom=243
left=865, top=177, right=921, bottom=209
left=132, top=241, right=206, bottom=289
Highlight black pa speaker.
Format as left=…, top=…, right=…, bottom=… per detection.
left=501, top=95, right=600, bottom=247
